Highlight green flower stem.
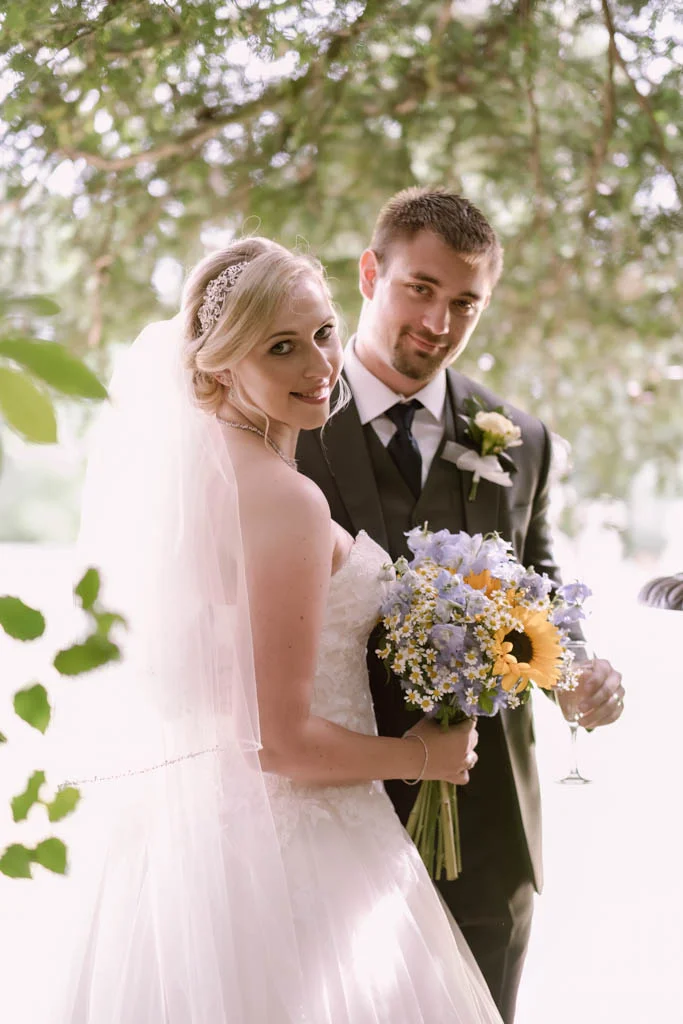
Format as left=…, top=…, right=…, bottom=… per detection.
left=439, top=780, right=461, bottom=880
left=406, top=787, right=423, bottom=841
left=468, top=476, right=479, bottom=501
left=426, top=783, right=439, bottom=873
left=407, top=779, right=462, bottom=881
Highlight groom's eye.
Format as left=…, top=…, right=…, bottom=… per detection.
left=453, top=300, right=476, bottom=316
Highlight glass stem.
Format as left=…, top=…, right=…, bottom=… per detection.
left=569, top=721, right=580, bottom=776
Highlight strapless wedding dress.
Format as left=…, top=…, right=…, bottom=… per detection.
left=45, top=531, right=500, bottom=1024
left=262, top=530, right=501, bottom=1023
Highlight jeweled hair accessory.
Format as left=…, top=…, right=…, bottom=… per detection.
left=197, top=261, right=248, bottom=332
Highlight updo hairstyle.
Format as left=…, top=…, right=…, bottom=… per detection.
left=182, top=237, right=331, bottom=414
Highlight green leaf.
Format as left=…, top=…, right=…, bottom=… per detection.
left=32, top=837, right=67, bottom=874
left=479, top=693, right=494, bottom=714
left=93, top=611, right=127, bottom=637
left=0, top=844, right=33, bottom=879
left=46, top=786, right=81, bottom=823
left=53, top=635, right=120, bottom=676
left=463, top=396, right=484, bottom=418
left=0, top=367, right=57, bottom=443
left=0, top=339, right=107, bottom=399
left=0, top=294, right=61, bottom=317
left=11, top=770, right=46, bottom=822
left=13, top=684, right=51, bottom=733
left=75, top=568, right=100, bottom=610
left=0, top=596, right=45, bottom=640
left=0, top=731, right=7, bottom=743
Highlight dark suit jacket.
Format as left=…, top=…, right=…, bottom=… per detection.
left=297, top=367, right=561, bottom=893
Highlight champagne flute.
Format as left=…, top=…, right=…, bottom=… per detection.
left=555, top=640, right=593, bottom=785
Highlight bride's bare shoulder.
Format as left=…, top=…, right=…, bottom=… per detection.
left=239, top=465, right=332, bottom=550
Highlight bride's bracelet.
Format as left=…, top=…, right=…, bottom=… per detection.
left=402, top=733, right=429, bottom=786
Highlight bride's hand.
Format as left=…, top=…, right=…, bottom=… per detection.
left=406, top=718, right=479, bottom=785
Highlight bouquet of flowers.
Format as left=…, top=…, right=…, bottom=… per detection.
left=377, top=526, right=591, bottom=880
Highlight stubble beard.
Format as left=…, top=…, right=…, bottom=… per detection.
left=391, top=331, right=452, bottom=383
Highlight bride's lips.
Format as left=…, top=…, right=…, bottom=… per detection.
left=291, top=385, right=331, bottom=405
left=406, top=332, right=444, bottom=355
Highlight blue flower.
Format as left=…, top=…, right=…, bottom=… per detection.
left=454, top=534, right=513, bottom=579
left=408, top=529, right=495, bottom=575
left=463, top=589, right=489, bottom=617
left=430, top=624, right=466, bottom=658
left=434, top=598, right=453, bottom=623
left=433, top=571, right=472, bottom=609
left=480, top=534, right=513, bottom=560
left=552, top=604, right=586, bottom=627
left=557, top=581, right=592, bottom=605
left=405, top=526, right=448, bottom=561
left=517, top=572, right=553, bottom=602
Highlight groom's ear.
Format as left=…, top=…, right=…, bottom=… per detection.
left=359, top=249, right=379, bottom=300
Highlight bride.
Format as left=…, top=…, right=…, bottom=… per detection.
left=54, top=236, right=502, bottom=1023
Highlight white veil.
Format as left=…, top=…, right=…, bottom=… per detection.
left=51, top=315, right=306, bottom=1023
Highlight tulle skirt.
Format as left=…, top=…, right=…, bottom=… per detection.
left=47, top=765, right=501, bottom=1024
left=262, top=774, right=502, bottom=1024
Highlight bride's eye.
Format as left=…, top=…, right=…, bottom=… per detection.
left=315, top=324, right=335, bottom=341
left=270, top=340, right=293, bottom=355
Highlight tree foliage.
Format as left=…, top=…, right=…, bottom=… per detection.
left=0, top=293, right=106, bottom=457
left=0, top=569, right=123, bottom=879
left=0, top=297, right=114, bottom=878
left=0, top=0, right=682, bottom=501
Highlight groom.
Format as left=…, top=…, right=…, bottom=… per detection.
left=297, top=187, right=624, bottom=1022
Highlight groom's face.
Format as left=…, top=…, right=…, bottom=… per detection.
left=356, top=230, right=493, bottom=391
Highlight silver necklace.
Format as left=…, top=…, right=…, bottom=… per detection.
left=217, top=417, right=297, bottom=470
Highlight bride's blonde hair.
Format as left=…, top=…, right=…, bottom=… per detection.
left=182, top=237, right=347, bottom=416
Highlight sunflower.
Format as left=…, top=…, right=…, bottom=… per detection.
left=492, top=605, right=563, bottom=693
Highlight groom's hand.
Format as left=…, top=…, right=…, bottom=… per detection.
left=576, top=657, right=624, bottom=728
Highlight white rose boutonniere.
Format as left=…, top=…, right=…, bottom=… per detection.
left=473, top=411, right=522, bottom=449
left=460, top=397, right=523, bottom=500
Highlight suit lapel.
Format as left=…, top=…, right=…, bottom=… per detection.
left=446, top=371, right=501, bottom=538
left=318, top=377, right=389, bottom=550
left=325, top=369, right=510, bottom=548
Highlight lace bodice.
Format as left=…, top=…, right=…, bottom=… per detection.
left=308, top=530, right=389, bottom=734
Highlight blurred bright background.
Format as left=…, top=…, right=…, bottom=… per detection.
left=1, top=0, right=681, bottom=1021
left=3, top=517, right=683, bottom=1023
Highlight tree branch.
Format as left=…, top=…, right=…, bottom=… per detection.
left=85, top=200, right=118, bottom=348
left=601, top=0, right=681, bottom=199
left=61, top=121, right=227, bottom=172
left=58, top=0, right=393, bottom=174
left=17, top=0, right=134, bottom=69
left=520, top=1, right=547, bottom=222
left=583, top=14, right=616, bottom=225
left=86, top=254, right=112, bottom=349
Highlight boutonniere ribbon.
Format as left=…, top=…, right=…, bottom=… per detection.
left=442, top=442, right=514, bottom=494
left=445, top=398, right=523, bottom=500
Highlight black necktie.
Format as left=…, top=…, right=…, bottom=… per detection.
left=385, top=399, right=423, bottom=498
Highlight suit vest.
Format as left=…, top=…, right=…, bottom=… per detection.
left=363, top=395, right=465, bottom=559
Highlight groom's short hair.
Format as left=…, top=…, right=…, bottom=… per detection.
left=370, top=187, right=504, bottom=285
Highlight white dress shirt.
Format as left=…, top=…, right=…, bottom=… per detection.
left=343, top=338, right=447, bottom=484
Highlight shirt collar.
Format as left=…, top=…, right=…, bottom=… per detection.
left=343, top=336, right=447, bottom=426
